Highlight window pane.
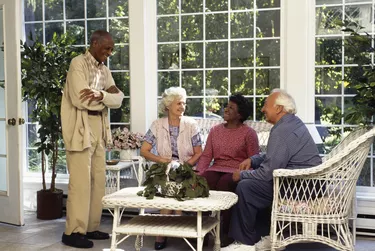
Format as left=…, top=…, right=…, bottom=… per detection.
left=66, top=0, right=84, bottom=19
left=315, top=97, right=342, bottom=126
left=158, top=71, right=180, bottom=95
left=67, top=21, right=85, bottom=45
left=87, top=20, right=106, bottom=39
left=24, top=23, right=43, bottom=44
left=206, top=42, right=228, bottom=68
left=181, top=0, right=203, bottom=13
left=206, top=14, right=228, bottom=40
left=109, top=18, right=129, bottom=44
left=231, top=12, right=254, bottom=39
left=56, top=151, right=67, bottom=174
left=109, top=45, right=129, bottom=70
left=45, top=0, right=63, bottom=20
left=231, top=0, right=254, bottom=10
left=158, top=16, right=179, bottom=42
left=231, top=40, right=254, bottom=67
left=205, top=97, right=227, bottom=118
left=26, top=124, right=38, bottom=147
left=345, top=4, right=372, bottom=33
left=112, top=72, right=130, bottom=96
left=357, top=158, right=371, bottom=186
left=182, top=71, right=204, bottom=96
left=256, top=69, right=280, bottom=93
left=45, top=22, right=64, bottom=43
left=158, top=44, right=179, bottom=70
left=27, top=149, right=41, bottom=173
left=158, top=0, right=179, bottom=15
left=231, top=69, right=254, bottom=95
left=257, top=10, right=280, bottom=38
left=206, top=0, right=228, bottom=12
left=87, top=0, right=106, bottom=18
left=316, top=6, right=343, bottom=35
left=315, top=67, right=342, bottom=95
left=255, top=97, right=266, bottom=121
left=182, top=43, right=203, bottom=69
left=182, top=15, right=203, bottom=41
left=315, top=37, right=342, bottom=65
left=257, top=0, right=280, bottom=8
left=186, top=98, right=203, bottom=117
left=110, top=98, right=130, bottom=123
left=256, top=39, right=280, bottom=66
left=24, top=0, right=43, bottom=21
left=109, top=0, right=128, bottom=17
left=206, top=70, right=228, bottom=96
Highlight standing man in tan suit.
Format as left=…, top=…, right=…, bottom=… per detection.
left=61, top=30, right=124, bottom=249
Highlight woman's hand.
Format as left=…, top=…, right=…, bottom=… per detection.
left=239, top=158, right=251, bottom=170
left=158, top=157, right=172, bottom=163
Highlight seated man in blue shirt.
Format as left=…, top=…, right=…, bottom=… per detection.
left=221, top=89, right=322, bottom=251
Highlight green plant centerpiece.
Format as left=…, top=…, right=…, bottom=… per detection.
left=21, top=33, right=80, bottom=219
left=137, top=162, right=209, bottom=201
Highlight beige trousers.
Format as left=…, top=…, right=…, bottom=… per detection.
left=65, top=115, right=106, bottom=235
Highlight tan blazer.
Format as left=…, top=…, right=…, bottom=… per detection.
left=61, top=54, right=124, bottom=151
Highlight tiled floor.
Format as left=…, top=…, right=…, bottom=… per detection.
left=0, top=212, right=374, bottom=251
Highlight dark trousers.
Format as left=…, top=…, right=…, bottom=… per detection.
left=200, top=171, right=237, bottom=235
left=229, top=178, right=273, bottom=245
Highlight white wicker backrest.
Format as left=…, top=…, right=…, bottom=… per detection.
left=194, top=118, right=272, bottom=152
left=276, top=127, right=375, bottom=216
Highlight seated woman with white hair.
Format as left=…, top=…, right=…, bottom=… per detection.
left=140, top=86, right=203, bottom=250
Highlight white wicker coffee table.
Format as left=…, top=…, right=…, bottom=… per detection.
left=102, top=187, right=238, bottom=251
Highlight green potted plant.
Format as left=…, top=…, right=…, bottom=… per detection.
left=21, top=33, right=80, bottom=219
left=340, top=20, right=375, bottom=125
left=137, top=162, right=209, bottom=201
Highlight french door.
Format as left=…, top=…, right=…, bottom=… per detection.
left=0, top=0, right=24, bottom=225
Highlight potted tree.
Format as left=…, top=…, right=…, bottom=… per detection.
left=21, top=33, right=80, bottom=219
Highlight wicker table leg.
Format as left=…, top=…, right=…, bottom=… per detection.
left=135, top=235, right=143, bottom=251
left=110, top=206, right=119, bottom=251
left=213, top=211, right=221, bottom=251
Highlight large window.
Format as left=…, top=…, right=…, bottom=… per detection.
left=156, top=0, right=281, bottom=120
left=23, top=0, right=130, bottom=174
left=315, top=0, right=374, bottom=186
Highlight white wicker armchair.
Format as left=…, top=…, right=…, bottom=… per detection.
left=270, top=127, right=375, bottom=251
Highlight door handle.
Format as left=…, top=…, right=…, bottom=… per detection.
left=7, top=118, right=16, bottom=126
left=19, top=118, right=25, bottom=125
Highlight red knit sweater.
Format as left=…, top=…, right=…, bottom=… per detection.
left=196, top=123, right=260, bottom=174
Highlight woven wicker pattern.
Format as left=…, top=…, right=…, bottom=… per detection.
left=194, top=118, right=272, bottom=152
left=116, top=215, right=218, bottom=238
left=103, top=187, right=238, bottom=251
left=270, top=127, right=375, bottom=251
left=102, top=186, right=238, bottom=211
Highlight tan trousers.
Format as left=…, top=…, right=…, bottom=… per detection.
left=65, top=115, right=106, bottom=235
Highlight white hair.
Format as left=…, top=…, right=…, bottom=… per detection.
left=159, top=87, right=187, bottom=115
left=271, top=89, right=297, bottom=114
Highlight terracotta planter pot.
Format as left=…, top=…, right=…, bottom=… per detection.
left=36, top=189, right=63, bottom=220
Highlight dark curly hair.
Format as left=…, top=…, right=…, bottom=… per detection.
left=229, top=93, right=251, bottom=123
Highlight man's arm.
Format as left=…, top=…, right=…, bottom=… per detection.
left=240, top=135, right=290, bottom=181
left=67, top=64, right=106, bottom=111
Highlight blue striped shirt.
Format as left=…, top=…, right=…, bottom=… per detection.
left=241, top=114, right=322, bottom=182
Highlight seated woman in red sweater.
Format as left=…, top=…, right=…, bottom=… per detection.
left=196, top=93, right=260, bottom=246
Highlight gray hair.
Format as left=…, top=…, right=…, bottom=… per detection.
left=271, top=89, right=297, bottom=114
left=159, top=87, right=187, bottom=115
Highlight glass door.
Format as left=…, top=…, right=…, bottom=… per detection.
left=0, top=0, right=24, bottom=225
